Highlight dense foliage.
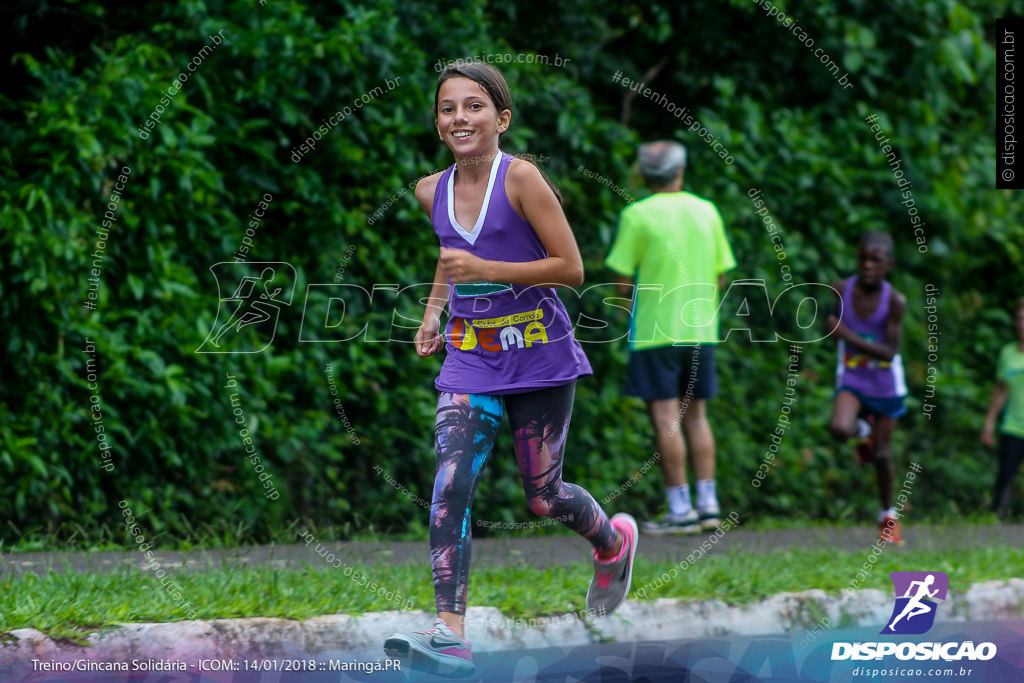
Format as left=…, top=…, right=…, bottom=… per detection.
left=2, top=0, right=1021, bottom=545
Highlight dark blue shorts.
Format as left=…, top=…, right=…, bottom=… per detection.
left=836, top=386, right=907, bottom=419
left=625, top=344, right=717, bottom=401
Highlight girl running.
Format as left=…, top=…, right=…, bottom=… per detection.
left=383, top=63, right=638, bottom=677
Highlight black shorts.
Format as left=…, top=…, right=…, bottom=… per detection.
left=624, top=344, right=718, bottom=401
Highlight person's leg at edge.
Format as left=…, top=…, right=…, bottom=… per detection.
left=993, top=433, right=1024, bottom=518
left=829, top=390, right=862, bottom=441
left=431, top=392, right=503, bottom=640
left=506, top=382, right=621, bottom=558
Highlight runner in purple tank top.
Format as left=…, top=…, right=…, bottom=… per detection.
left=383, top=63, right=638, bottom=677
left=825, top=231, right=908, bottom=545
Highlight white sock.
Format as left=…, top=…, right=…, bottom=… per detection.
left=857, top=418, right=872, bottom=439
left=667, top=485, right=692, bottom=515
left=878, top=507, right=897, bottom=522
left=696, top=479, right=718, bottom=511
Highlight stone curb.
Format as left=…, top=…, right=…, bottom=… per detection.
left=3, top=579, right=1022, bottom=666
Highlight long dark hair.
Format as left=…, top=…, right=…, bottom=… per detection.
left=434, top=62, right=562, bottom=205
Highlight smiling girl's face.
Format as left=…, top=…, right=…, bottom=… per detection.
left=435, top=76, right=510, bottom=160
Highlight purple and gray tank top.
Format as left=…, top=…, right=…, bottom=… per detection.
left=431, top=151, right=592, bottom=395
left=835, top=276, right=907, bottom=398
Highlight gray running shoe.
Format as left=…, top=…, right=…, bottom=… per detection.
left=586, top=512, right=638, bottom=617
left=383, top=618, right=475, bottom=677
left=641, top=509, right=701, bottom=535
left=697, top=504, right=721, bottom=531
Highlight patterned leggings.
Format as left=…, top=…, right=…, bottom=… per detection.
left=430, top=381, right=618, bottom=615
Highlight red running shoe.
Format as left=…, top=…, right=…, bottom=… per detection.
left=878, top=514, right=904, bottom=545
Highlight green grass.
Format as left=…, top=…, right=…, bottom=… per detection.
left=4, top=545, right=1022, bottom=642
left=632, top=545, right=1024, bottom=603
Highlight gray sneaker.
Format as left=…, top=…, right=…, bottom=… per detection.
left=641, top=509, right=701, bottom=535
left=383, top=618, right=475, bottom=677
left=586, top=512, right=638, bottom=617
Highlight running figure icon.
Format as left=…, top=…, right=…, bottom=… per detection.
left=880, top=570, right=948, bottom=635
left=210, top=267, right=283, bottom=348
left=887, top=574, right=939, bottom=631
left=196, top=261, right=297, bottom=354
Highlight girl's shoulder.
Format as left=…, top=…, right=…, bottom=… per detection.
left=414, top=171, right=446, bottom=216
left=505, top=155, right=540, bottom=184
left=504, top=157, right=552, bottom=212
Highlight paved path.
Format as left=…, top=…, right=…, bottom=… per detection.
left=2, top=524, right=1021, bottom=576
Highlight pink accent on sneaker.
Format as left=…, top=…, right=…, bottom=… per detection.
left=594, top=529, right=628, bottom=564
left=593, top=523, right=632, bottom=589
left=417, top=620, right=473, bottom=659
left=439, top=645, right=473, bottom=660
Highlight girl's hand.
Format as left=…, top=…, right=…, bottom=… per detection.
left=440, top=247, right=490, bottom=284
left=415, top=315, right=444, bottom=357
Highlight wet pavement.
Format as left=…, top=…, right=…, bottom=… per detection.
left=2, top=524, right=1021, bottom=576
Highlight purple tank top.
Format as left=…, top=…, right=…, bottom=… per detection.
left=430, top=152, right=592, bottom=394
left=835, top=276, right=906, bottom=398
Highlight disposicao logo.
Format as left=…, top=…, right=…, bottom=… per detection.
left=882, top=571, right=948, bottom=635
left=831, top=571, right=997, bottom=662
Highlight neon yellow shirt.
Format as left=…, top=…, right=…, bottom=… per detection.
left=606, top=191, right=736, bottom=349
left=998, top=342, right=1024, bottom=438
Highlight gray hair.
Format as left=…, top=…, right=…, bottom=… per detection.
left=638, top=140, right=686, bottom=188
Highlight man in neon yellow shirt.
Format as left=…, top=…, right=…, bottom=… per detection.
left=606, top=140, right=736, bottom=534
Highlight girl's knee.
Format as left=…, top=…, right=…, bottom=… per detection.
left=434, top=476, right=474, bottom=508
left=526, top=497, right=554, bottom=517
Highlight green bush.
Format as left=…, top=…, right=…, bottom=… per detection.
left=1, top=0, right=1020, bottom=546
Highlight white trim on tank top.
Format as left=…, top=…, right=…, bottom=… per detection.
left=447, top=150, right=503, bottom=246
